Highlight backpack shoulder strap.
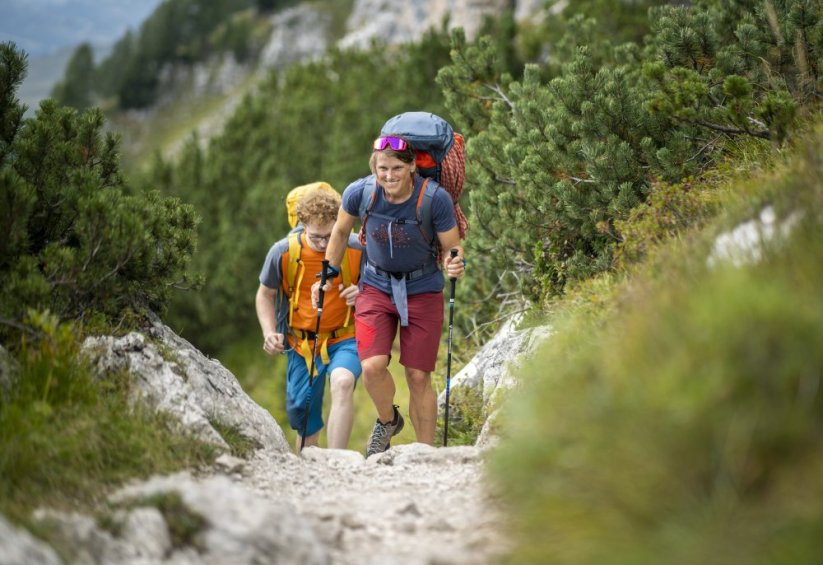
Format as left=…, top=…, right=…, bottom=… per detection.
left=357, top=176, right=378, bottom=245
left=340, top=246, right=352, bottom=288
left=285, top=231, right=305, bottom=327
left=415, top=177, right=438, bottom=244
left=359, top=176, right=378, bottom=222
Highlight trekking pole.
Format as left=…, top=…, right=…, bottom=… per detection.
left=443, top=248, right=458, bottom=447
left=299, top=260, right=329, bottom=452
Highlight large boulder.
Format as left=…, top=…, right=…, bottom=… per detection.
left=34, top=471, right=328, bottom=565
left=82, top=315, right=289, bottom=455
left=438, top=314, right=552, bottom=448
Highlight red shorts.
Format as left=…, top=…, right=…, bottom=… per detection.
left=354, top=284, right=444, bottom=372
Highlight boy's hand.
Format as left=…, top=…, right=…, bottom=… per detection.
left=263, top=332, right=284, bottom=356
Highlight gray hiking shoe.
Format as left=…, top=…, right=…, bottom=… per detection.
left=366, top=405, right=404, bottom=457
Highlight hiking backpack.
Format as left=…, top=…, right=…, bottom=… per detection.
left=358, top=112, right=468, bottom=246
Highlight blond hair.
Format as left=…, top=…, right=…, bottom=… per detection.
left=295, top=188, right=341, bottom=225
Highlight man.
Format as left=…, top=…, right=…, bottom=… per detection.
left=255, top=185, right=363, bottom=452
left=319, top=135, right=465, bottom=456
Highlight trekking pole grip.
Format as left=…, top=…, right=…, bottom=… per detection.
left=318, top=260, right=329, bottom=310
left=448, top=248, right=458, bottom=281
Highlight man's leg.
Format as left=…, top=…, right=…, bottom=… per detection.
left=405, top=367, right=436, bottom=444
left=398, top=291, right=444, bottom=446
left=326, top=367, right=355, bottom=449
left=362, top=355, right=395, bottom=424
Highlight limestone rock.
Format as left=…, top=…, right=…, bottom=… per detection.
left=0, top=515, right=62, bottom=565
left=82, top=315, right=289, bottom=455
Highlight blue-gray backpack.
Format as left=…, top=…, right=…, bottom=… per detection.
left=358, top=112, right=468, bottom=246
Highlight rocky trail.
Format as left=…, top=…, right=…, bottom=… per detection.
left=3, top=315, right=547, bottom=564
left=236, top=443, right=506, bottom=564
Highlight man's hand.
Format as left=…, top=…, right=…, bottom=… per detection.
left=262, top=332, right=285, bottom=356
left=311, top=282, right=357, bottom=307
left=444, top=251, right=465, bottom=279
left=339, top=284, right=359, bottom=306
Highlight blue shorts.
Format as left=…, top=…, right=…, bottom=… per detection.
left=285, top=338, right=361, bottom=437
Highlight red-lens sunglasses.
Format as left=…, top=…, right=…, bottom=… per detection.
left=372, top=136, right=408, bottom=151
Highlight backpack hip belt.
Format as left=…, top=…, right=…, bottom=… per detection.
left=366, top=260, right=439, bottom=281
left=290, top=325, right=355, bottom=377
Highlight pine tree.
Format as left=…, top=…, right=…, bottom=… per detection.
left=0, top=42, right=199, bottom=341
left=437, top=0, right=821, bottom=307
left=646, top=1, right=821, bottom=144
left=51, top=43, right=95, bottom=110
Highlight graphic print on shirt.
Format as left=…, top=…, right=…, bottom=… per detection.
left=371, top=222, right=415, bottom=250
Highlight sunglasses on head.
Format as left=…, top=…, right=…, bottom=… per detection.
left=372, top=136, right=408, bottom=152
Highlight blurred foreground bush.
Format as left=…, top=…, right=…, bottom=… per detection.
left=493, top=125, right=823, bottom=563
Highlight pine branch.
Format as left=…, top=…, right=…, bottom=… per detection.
left=695, top=119, right=770, bottom=139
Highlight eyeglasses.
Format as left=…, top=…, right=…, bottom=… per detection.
left=372, top=136, right=408, bottom=152
left=306, top=232, right=331, bottom=244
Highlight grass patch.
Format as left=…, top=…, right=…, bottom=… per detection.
left=0, top=312, right=218, bottom=530
left=111, top=67, right=259, bottom=174
left=435, top=383, right=485, bottom=447
left=209, top=418, right=262, bottom=458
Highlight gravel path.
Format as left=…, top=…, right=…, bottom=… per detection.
left=244, top=443, right=509, bottom=565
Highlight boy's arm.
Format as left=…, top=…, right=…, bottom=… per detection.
left=255, top=283, right=284, bottom=355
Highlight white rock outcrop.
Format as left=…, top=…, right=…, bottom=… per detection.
left=339, top=0, right=553, bottom=50
left=438, top=314, right=552, bottom=448
left=82, top=315, right=289, bottom=454
left=260, top=5, right=333, bottom=69
left=0, top=515, right=62, bottom=565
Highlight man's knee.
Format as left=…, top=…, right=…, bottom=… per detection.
left=405, top=368, right=431, bottom=392
left=361, top=356, right=389, bottom=379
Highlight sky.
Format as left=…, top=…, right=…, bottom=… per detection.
left=0, top=0, right=164, bottom=57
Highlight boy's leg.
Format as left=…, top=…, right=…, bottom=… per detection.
left=285, top=350, right=326, bottom=453
left=325, top=339, right=361, bottom=449
left=326, top=368, right=355, bottom=449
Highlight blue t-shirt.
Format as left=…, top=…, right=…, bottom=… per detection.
left=342, top=175, right=456, bottom=296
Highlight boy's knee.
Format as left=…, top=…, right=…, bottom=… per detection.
left=330, top=370, right=355, bottom=395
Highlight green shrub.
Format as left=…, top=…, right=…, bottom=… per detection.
left=491, top=126, right=823, bottom=563
left=209, top=417, right=262, bottom=458
left=435, top=383, right=486, bottom=447
left=0, top=42, right=198, bottom=343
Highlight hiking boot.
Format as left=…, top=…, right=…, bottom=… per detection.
left=366, top=405, right=404, bottom=457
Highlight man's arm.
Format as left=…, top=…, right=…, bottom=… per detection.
left=325, top=206, right=358, bottom=269
left=255, top=284, right=284, bottom=355
left=437, top=226, right=465, bottom=279
left=311, top=207, right=358, bottom=306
